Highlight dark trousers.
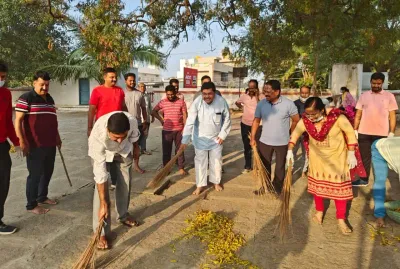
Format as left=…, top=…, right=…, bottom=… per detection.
left=26, top=147, right=56, bottom=210
left=240, top=123, right=252, bottom=169
left=137, top=124, right=145, bottom=152
left=0, top=142, right=12, bottom=224
left=162, top=130, right=185, bottom=169
left=358, top=134, right=386, bottom=182
left=258, top=142, right=288, bottom=193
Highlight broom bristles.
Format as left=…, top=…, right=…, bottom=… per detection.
left=251, top=144, right=276, bottom=195
left=147, top=147, right=185, bottom=189
left=277, top=163, right=293, bottom=242
left=73, top=218, right=105, bottom=269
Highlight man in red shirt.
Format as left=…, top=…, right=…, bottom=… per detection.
left=152, top=85, right=188, bottom=175
left=87, top=67, right=127, bottom=137
left=0, top=62, right=20, bottom=234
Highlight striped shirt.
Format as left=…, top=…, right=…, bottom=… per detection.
left=153, top=98, right=187, bottom=131
left=15, top=90, right=59, bottom=148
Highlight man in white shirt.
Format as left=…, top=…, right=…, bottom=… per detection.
left=180, top=82, right=231, bottom=195
left=88, top=111, right=140, bottom=249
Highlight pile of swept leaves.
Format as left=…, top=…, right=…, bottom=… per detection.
left=182, top=210, right=259, bottom=269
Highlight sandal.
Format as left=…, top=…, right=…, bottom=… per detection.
left=120, top=219, right=140, bottom=228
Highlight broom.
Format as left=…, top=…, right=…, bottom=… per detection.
left=251, top=144, right=276, bottom=195
left=147, top=147, right=185, bottom=189
left=73, top=218, right=105, bottom=269
left=277, top=162, right=293, bottom=242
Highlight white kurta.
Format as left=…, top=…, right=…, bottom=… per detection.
left=182, top=95, right=231, bottom=186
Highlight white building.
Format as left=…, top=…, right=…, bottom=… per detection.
left=176, top=55, right=245, bottom=88
left=138, top=66, right=164, bottom=90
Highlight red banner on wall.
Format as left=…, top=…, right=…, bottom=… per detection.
left=183, top=67, right=198, bottom=88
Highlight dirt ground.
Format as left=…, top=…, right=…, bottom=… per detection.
left=1, top=111, right=400, bottom=269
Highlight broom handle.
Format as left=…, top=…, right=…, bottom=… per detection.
left=58, top=147, right=73, bottom=187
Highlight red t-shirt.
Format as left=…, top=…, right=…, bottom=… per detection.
left=89, top=85, right=125, bottom=120
left=0, top=87, right=19, bottom=146
left=153, top=98, right=187, bottom=131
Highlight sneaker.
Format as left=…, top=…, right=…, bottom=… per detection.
left=0, top=224, right=18, bottom=235
left=352, top=179, right=369, bottom=187
left=242, top=169, right=251, bottom=174
left=110, top=184, right=116, bottom=190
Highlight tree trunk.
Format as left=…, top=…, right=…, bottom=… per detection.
left=312, top=37, right=320, bottom=96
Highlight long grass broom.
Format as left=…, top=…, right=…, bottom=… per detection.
left=147, top=147, right=185, bottom=189
left=73, top=218, right=105, bottom=269
left=277, top=162, right=293, bottom=242
left=251, top=144, right=276, bottom=195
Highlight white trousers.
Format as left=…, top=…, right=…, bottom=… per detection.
left=194, top=145, right=223, bottom=187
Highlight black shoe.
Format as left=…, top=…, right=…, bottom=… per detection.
left=0, top=224, right=18, bottom=235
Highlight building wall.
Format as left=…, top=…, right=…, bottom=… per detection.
left=49, top=79, right=101, bottom=106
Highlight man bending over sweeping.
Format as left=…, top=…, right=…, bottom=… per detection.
left=179, top=82, right=231, bottom=195
left=88, top=112, right=140, bottom=249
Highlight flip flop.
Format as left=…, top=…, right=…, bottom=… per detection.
left=120, top=219, right=140, bottom=228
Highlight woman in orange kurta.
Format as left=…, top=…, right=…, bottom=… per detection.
left=286, top=97, right=365, bottom=234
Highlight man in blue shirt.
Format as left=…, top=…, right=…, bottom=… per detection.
left=180, top=82, right=231, bottom=195
left=250, top=80, right=300, bottom=194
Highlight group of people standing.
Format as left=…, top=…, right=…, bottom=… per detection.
left=0, top=61, right=399, bottom=248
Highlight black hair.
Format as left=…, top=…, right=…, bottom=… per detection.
left=265, top=80, right=281, bottom=91
left=300, top=85, right=311, bottom=92
left=169, top=78, right=179, bottom=85
left=248, top=79, right=258, bottom=88
left=124, top=73, right=136, bottom=80
left=327, top=97, right=334, bottom=102
left=33, top=71, right=51, bottom=81
left=370, top=72, right=385, bottom=82
left=103, top=67, right=117, bottom=75
left=201, top=82, right=216, bottom=92
left=201, top=75, right=211, bottom=83
left=0, top=61, right=8, bottom=73
left=165, top=85, right=176, bottom=92
left=340, top=86, right=349, bottom=92
left=107, top=112, right=130, bottom=134
left=305, top=97, right=326, bottom=113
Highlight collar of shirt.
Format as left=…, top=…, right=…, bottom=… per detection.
left=269, top=96, right=282, bottom=105
left=369, top=89, right=385, bottom=95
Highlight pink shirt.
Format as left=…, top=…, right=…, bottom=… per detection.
left=356, top=90, right=398, bottom=136
left=153, top=98, right=187, bottom=131
left=236, top=94, right=261, bottom=126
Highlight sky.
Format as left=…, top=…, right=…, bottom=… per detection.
left=123, top=1, right=230, bottom=78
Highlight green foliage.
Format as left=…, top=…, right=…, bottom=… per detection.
left=0, top=0, right=71, bottom=87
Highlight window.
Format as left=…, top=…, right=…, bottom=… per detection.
left=221, top=73, right=228, bottom=82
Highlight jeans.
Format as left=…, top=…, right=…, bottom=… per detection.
left=162, top=130, right=184, bottom=169
left=372, top=140, right=388, bottom=218
left=26, top=147, right=56, bottom=210
left=0, top=142, right=11, bottom=224
left=240, top=123, right=252, bottom=169
left=358, top=134, right=386, bottom=182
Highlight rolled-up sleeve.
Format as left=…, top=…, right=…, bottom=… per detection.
left=218, top=100, right=232, bottom=140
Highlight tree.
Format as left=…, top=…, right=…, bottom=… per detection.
left=0, top=0, right=71, bottom=87
left=46, top=45, right=166, bottom=84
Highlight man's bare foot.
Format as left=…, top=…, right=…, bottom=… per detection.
left=120, top=216, right=140, bottom=228
left=98, top=236, right=109, bottom=250
left=192, top=187, right=205, bottom=195
left=179, top=169, right=188, bottom=176
left=38, top=199, right=58, bottom=205
left=214, top=184, right=223, bottom=192
left=375, top=217, right=386, bottom=228
left=28, top=206, right=50, bottom=215
left=338, top=219, right=352, bottom=235
left=312, top=211, right=323, bottom=225
left=134, top=165, right=145, bottom=174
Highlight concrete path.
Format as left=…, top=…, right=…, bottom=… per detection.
left=1, top=112, right=400, bottom=269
